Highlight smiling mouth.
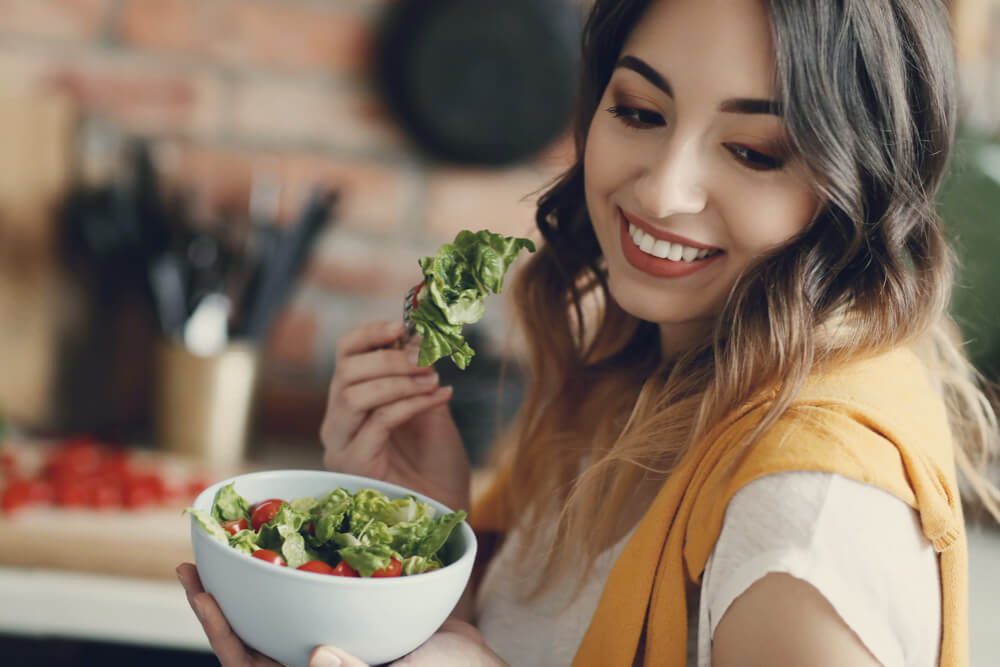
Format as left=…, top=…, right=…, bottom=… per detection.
left=625, top=221, right=723, bottom=263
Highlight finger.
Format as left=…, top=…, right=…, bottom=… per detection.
left=323, top=364, right=439, bottom=456
left=334, top=343, right=434, bottom=390
left=177, top=562, right=205, bottom=610
left=192, top=590, right=261, bottom=666
left=336, top=321, right=405, bottom=361
left=339, top=373, right=441, bottom=417
left=340, top=386, right=453, bottom=468
left=308, top=645, right=369, bottom=667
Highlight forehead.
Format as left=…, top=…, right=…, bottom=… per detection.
left=620, top=0, right=777, bottom=98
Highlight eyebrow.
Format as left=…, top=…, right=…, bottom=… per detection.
left=614, top=55, right=783, bottom=117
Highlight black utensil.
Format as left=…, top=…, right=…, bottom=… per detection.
left=239, top=187, right=339, bottom=340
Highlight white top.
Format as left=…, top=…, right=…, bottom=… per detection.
left=476, top=471, right=941, bottom=666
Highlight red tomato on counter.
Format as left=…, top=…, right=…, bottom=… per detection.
left=251, top=549, right=286, bottom=566
left=1, top=479, right=52, bottom=513
left=250, top=498, right=286, bottom=531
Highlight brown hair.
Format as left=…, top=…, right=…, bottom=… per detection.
left=496, top=0, right=1000, bottom=599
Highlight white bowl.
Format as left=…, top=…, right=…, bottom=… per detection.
left=189, top=469, right=477, bottom=666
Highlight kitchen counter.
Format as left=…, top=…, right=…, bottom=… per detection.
left=1, top=438, right=996, bottom=660
left=0, top=437, right=494, bottom=654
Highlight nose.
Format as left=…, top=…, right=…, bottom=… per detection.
left=633, top=137, right=708, bottom=219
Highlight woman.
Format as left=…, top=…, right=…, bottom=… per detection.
left=178, top=0, right=1000, bottom=664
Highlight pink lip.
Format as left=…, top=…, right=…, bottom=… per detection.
left=617, top=209, right=723, bottom=279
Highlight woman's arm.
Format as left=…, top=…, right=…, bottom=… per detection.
left=712, top=573, right=883, bottom=667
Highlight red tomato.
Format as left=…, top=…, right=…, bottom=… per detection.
left=330, top=561, right=359, bottom=577
left=371, top=558, right=402, bottom=578
left=297, top=560, right=336, bottom=575
left=54, top=480, right=90, bottom=507
left=46, top=438, right=104, bottom=477
left=123, top=473, right=165, bottom=509
left=250, top=498, right=285, bottom=531
left=251, top=549, right=286, bottom=566
left=1, top=479, right=49, bottom=513
left=90, top=480, right=122, bottom=509
left=221, top=518, right=248, bottom=535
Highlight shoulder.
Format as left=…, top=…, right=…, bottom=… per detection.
left=704, top=472, right=941, bottom=667
left=712, top=571, right=882, bottom=667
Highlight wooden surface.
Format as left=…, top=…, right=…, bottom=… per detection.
left=0, top=440, right=495, bottom=582
left=0, top=442, right=250, bottom=581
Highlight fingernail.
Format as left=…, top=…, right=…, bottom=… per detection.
left=408, top=349, right=420, bottom=365
left=415, top=372, right=438, bottom=385
left=311, top=647, right=342, bottom=667
left=386, top=321, right=403, bottom=336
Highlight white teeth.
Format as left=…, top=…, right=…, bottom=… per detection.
left=639, top=233, right=655, bottom=253
left=627, top=222, right=714, bottom=263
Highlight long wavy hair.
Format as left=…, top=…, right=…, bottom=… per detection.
left=496, top=0, right=1000, bottom=598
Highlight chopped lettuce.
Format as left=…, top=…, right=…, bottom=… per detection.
left=211, top=483, right=250, bottom=523
left=189, top=485, right=467, bottom=578
left=185, top=508, right=228, bottom=543
left=410, top=229, right=535, bottom=369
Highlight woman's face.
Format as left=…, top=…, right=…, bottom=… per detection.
left=584, top=0, right=818, bottom=353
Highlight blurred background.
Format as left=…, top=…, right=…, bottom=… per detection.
left=0, top=0, right=996, bottom=665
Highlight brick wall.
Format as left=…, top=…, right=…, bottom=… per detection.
left=0, top=0, right=573, bottom=438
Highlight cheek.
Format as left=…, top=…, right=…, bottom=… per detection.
left=724, top=182, right=817, bottom=251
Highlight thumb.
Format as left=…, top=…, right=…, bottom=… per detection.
left=308, top=645, right=369, bottom=667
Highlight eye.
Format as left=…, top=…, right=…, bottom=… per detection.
left=606, top=105, right=664, bottom=130
left=725, top=143, right=785, bottom=171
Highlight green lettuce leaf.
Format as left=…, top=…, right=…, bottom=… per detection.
left=185, top=508, right=228, bottom=543
left=211, top=483, right=250, bottom=523
left=256, top=503, right=306, bottom=551
left=400, top=555, right=442, bottom=576
left=338, top=544, right=397, bottom=578
left=410, top=229, right=534, bottom=369
left=228, top=528, right=259, bottom=555
left=376, top=496, right=435, bottom=525
left=416, top=510, right=468, bottom=558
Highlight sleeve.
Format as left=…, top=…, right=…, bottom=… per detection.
left=699, top=471, right=941, bottom=667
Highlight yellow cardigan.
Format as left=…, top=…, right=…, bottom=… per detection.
left=470, top=347, right=967, bottom=666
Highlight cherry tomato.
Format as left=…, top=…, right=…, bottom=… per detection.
left=251, top=549, right=286, bottom=566
left=221, top=518, right=249, bottom=535
left=330, top=561, right=359, bottom=577
left=250, top=498, right=286, bottom=531
left=46, top=437, right=104, bottom=477
left=90, top=480, right=123, bottom=509
left=123, top=473, right=165, bottom=509
left=371, top=558, right=402, bottom=578
left=54, top=480, right=90, bottom=507
left=297, top=560, right=336, bottom=575
left=1, top=479, right=50, bottom=513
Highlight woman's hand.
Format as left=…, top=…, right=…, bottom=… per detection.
left=177, top=563, right=505, bottom=667
left=320, top=321, right=470, bottom=512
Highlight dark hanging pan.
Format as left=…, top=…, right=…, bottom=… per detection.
left=373, top=0, right=582, bottom=166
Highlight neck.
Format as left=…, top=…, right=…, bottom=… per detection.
left=658, top=319, right=713, bottom=361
